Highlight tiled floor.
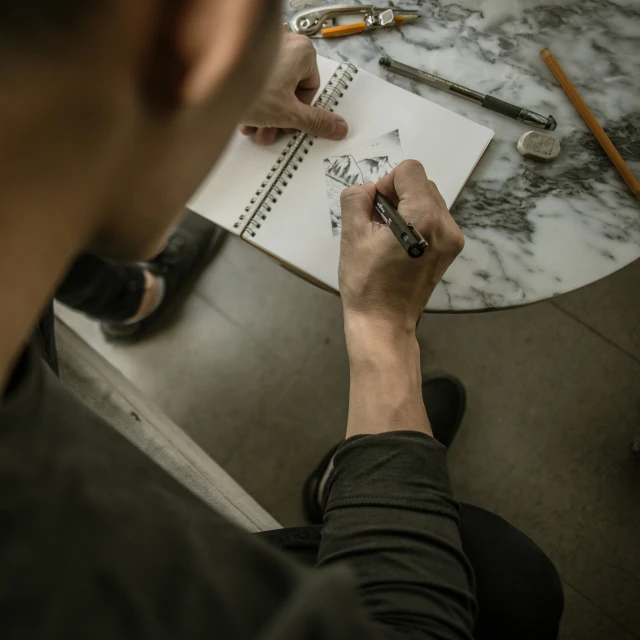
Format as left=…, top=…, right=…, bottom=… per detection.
left=57, top=236, right=640, bottom=640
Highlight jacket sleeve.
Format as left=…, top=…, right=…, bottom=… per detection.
left=317, top=431, right=477, bottom=639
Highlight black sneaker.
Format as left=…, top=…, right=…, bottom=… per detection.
left=302, top=372, right=467, bottom=524
left=101, top=211, right=226, bottom=341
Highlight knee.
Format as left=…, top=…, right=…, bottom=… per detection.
left=518, top=535, right=564, bottom=630
left=460, top=505, right=564, bottom=639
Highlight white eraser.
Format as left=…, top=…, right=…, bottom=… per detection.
left=517, top=131, right=561, bottom=162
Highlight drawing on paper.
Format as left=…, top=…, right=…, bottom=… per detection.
left=323, top=130, right=404, bottom=236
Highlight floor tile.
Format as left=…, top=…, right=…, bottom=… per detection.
left=223, top=374, right=348, bottom=526
left=552, top=258, right=640, bottom=362
left=416, top=303, right=640, bottom=636
left=221, top=311, right=350, bottom=526
left=194, top=236, right=344, bottom=376
left=56, top=297, right=290, bottom=467
left=560, top=583, right=636, bottom=640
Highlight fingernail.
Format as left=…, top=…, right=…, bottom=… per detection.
left=329, top=118, right=349, bottom=141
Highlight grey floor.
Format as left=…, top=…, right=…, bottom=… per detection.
left=58, top=236, right=640, bottom=640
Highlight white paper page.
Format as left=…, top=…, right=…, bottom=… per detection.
left=188, top=57, right=340, bottom=234
left=247, top=65, right=494, bottom=291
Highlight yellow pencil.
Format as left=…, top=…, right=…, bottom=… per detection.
left=541, top=48, right=640, bottom=200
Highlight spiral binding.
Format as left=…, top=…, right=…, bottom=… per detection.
left=236, top=63, right=359, bottom=238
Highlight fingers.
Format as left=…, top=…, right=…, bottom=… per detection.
left=289, top=36, right=348, bottom=139
left=340, top=182, right=377, bottom=236
left=255, top=127, right=279, bottom=145
left=288, top=35, right=321, bottom=104
left=376, top=160, right=433, bottom=205
left=295, top=55, right=321, bottom=107
left=295, top=86, right=319, bottom=107
left=240, top=126, right=280, bottom=145
left=376, top=160, right=465, bottom=255
left=292, top=103, right=349, bottom=141
left=242, top=34, right=348, bottom=142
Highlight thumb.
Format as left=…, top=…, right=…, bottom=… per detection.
left=294, top=103, right=349, bottom=140
left=340, top=182, right=377, bottom=235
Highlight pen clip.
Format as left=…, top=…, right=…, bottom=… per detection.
left=406, top=221, right=427, bottom=246
left=404, top=222, right=428, bottom=258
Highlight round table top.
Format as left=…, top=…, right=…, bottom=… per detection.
left=286, top=0, right=640, bottom=311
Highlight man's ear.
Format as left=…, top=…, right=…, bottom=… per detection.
left=177, top=0, right=262, bottom=106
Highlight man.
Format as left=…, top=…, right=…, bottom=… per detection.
left=0, top=2, right=563, bottom=639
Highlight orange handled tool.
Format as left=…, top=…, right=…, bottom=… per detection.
left=287, top=5, right=420, bottom=39
left=322, top=15, right=417, bottom=38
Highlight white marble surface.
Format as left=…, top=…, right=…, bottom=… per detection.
left=286, top=0, right=640, bottom=311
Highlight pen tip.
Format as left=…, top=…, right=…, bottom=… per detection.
left=379, top=57, right=390, bottom=67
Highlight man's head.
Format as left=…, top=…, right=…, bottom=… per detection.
left=0, top=0, right=282, bottom=261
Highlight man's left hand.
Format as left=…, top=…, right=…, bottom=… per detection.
left=240, top=34, right=349, bottom=145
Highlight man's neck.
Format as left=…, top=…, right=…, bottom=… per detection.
left=0, top=197, right=94, bottom=396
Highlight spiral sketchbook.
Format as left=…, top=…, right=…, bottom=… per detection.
left=189, top=56, right=494, bottom=291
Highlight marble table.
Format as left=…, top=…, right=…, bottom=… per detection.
left=285, top=0, right=640, bottom=311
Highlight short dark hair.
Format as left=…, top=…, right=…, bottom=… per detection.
left=0, top=1, right=103, bottom=47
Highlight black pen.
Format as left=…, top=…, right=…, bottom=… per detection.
left=380, top=56, right=557, bottom=131
left=374, top=192, right=427, bottom=259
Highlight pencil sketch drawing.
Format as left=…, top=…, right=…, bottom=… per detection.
left=323, top=130, right=403, bottom=236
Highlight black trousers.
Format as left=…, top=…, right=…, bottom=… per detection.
left=38, top=310, right=563, bottom=639
left=262, top=505, right=564, bottom=640
left=56, top=254, right=146, bottom=324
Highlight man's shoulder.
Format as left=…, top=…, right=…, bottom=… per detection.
left=0, top=346, right=369, bottom=640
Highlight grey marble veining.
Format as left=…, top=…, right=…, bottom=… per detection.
left=285, top=0, right=640, bottom=311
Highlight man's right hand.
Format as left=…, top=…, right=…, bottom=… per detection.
left=339, top=160, right=464, bottom=334
left=339, top=161, right=464, bottom=439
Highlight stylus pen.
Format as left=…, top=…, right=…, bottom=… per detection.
left=374, top=192, right=427, bottom=259
left=380, top=56, right=557, bottom=131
